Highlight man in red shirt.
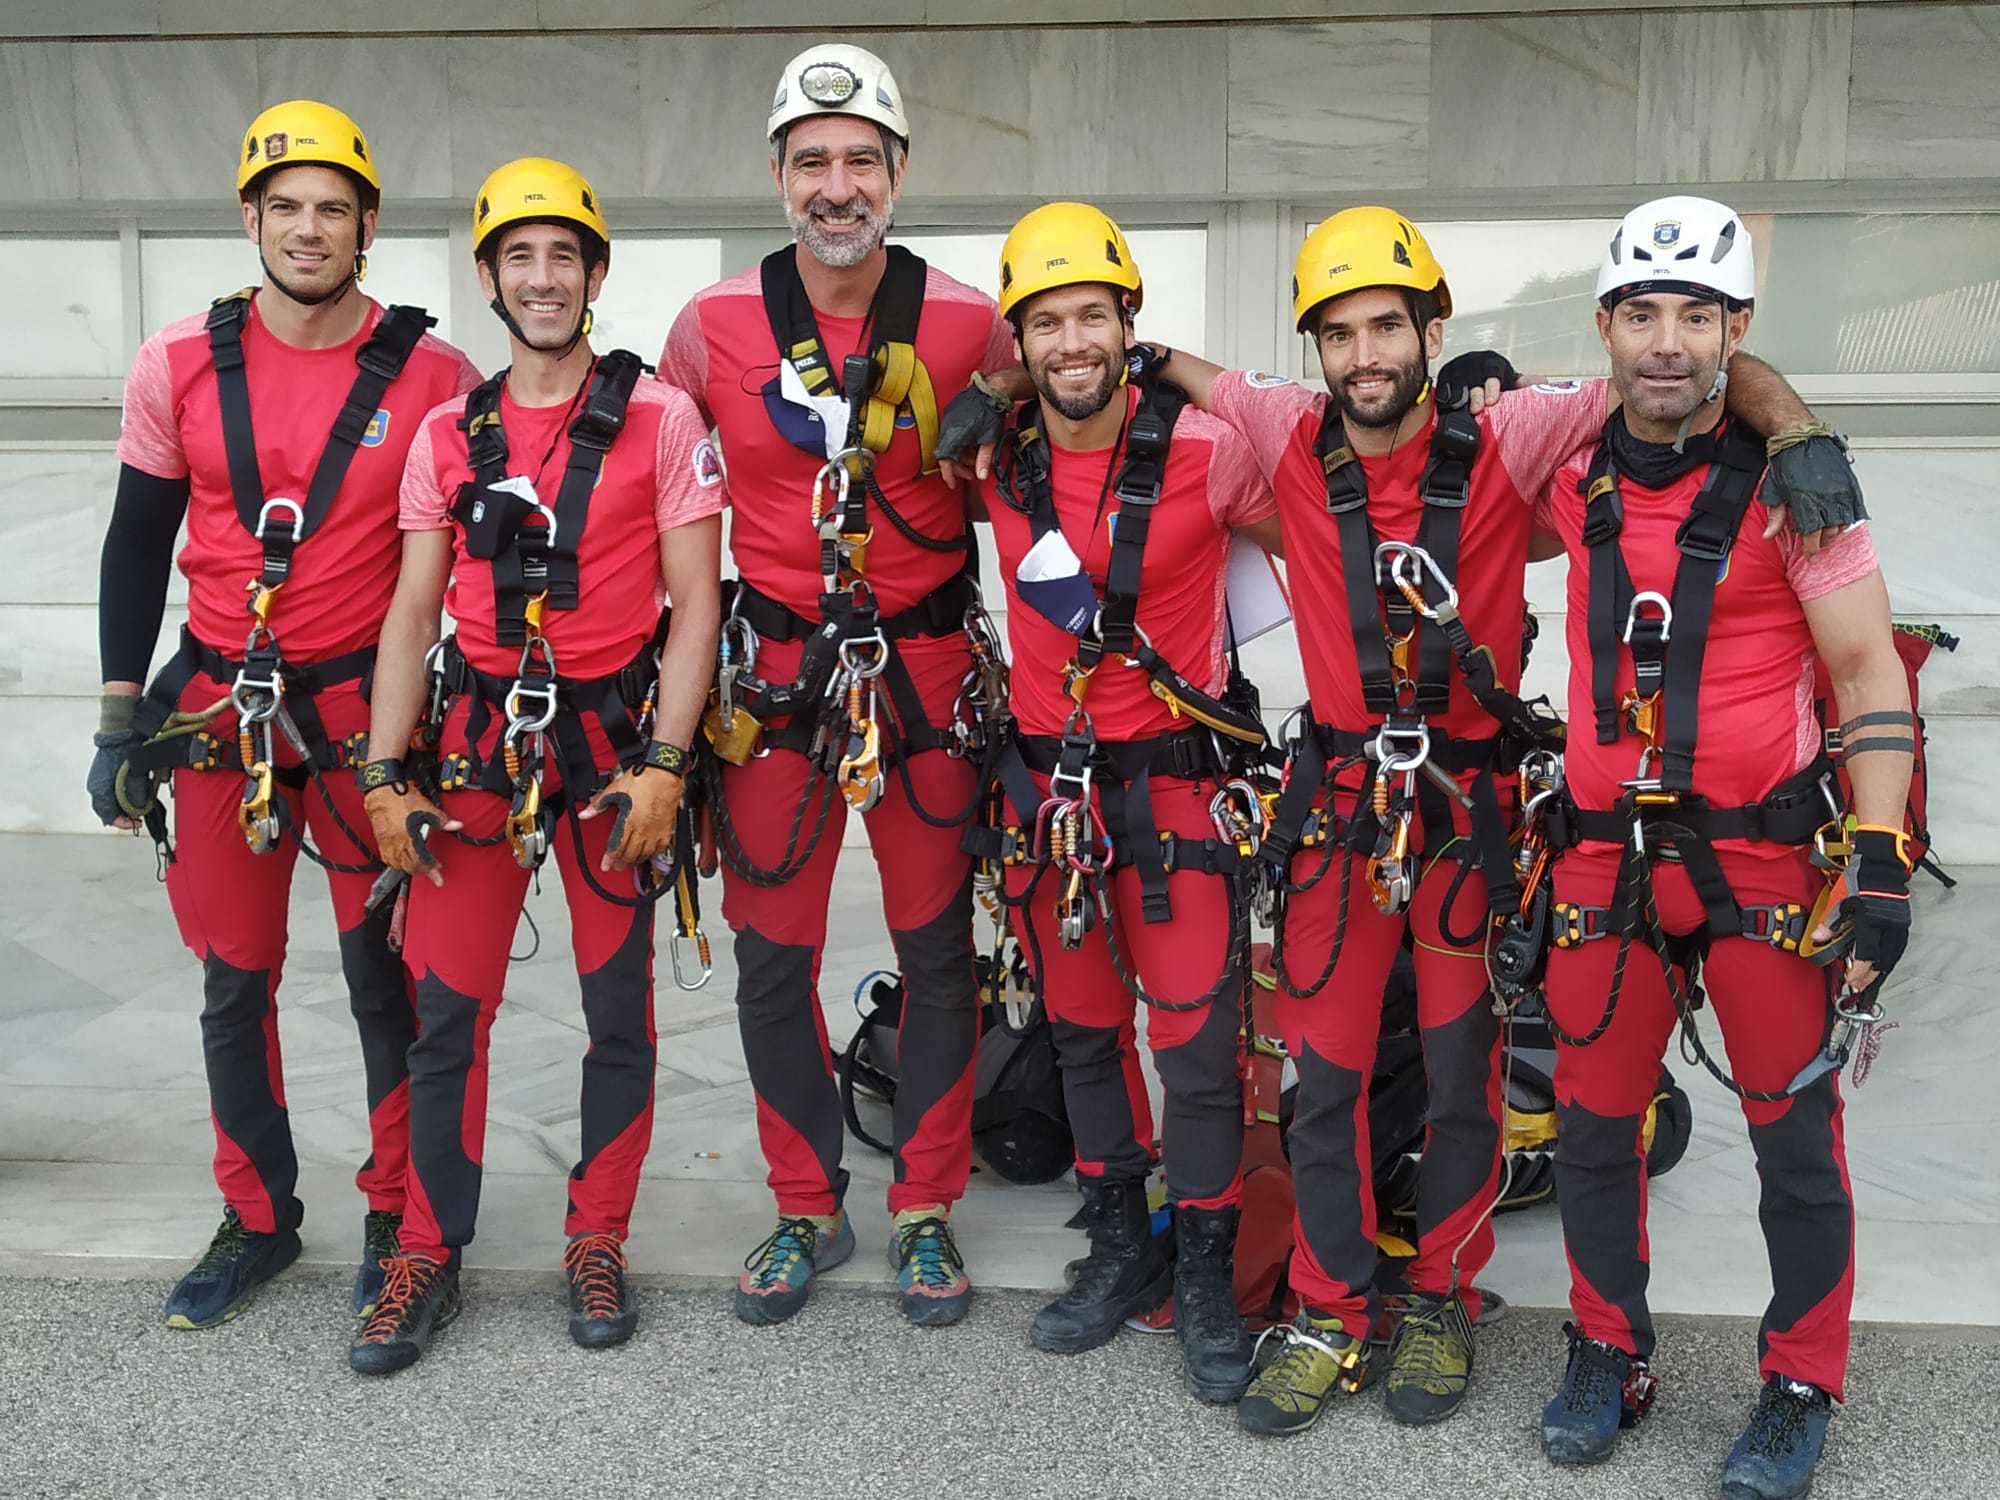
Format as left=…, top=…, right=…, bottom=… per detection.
left=969, top=203, right=1281, bottom=1403
left=349, top=158, right=722, bottom=1373
left=1534, top=197, right=1913, bottom=1500
left=1148, top=208, right=1832, bottom=1435
left=657, top=44, right=1016, bottom=1328
left=89, top=100, right=480, bottom=1332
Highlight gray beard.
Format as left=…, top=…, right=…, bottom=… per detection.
left=787, top=199, right=894, bottom=269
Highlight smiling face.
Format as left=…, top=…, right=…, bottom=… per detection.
left=1014, top=283, right=1130, bottom=422
left=477, top=222, right=606, bottom=352
left=1309, top=284, right=1444, bottom=430
left=772, top=115, right=903, bottom=269
left=1597, top=292, right=1751, bottom=441
left=241, top=163, right=376, bottom=303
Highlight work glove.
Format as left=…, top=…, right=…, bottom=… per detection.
left=1765, top=423, right=1868, bottom=533
left=87, top=693, right=146, bottom=828
left=934, top=370, right=1013, bottom=472
left=361, top=764, right=455, bottom=884
left=1433, top=350, right=1519, bottom=412
left=581, top=749, right=687, bottom=871
left=1833, top=825, right=1913, bottom=992
left=1125, top=342, right=1171, bottom=386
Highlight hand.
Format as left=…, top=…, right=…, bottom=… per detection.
left=1813, top=825, right=1912, bottom=993
left=1433, top=350, right=1519, bottom=414
left=1763, top=427, right=1866, bottom=557
left=363, top=783, right=459, bottom=885
left=935, top=372, right=1012, bottom=490
left=1125, top=342, right=1170, bottom=386
left=579, top=765, right=685, bottom=872
left=86, top=693, right=145, bottom=831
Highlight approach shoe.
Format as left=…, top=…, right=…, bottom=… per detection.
left=349, top=1254, right=459, bottom=1375
left=1721, top=1375, right=1833, bottom=1500
left=163, top=1204, right=302, bottom=1330
left=889, top=1208, right=972, bottom=1327
left=1383, top=1291, right=1476, bottom=1425
left=1542, top=1321, right=1654, bottom=1466
left=734, top=1212, right=854, bottom=1327
left=1236, top=1311, right=1371, bottom=1436
left=563, top=1232, right=638, bottom=1348
left=350, top=1209, right=403, bottom=1319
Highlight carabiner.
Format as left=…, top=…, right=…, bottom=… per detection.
left=503, top=679, right=559, bottom=738
left=1379, top=541, right=1461, bottom=620
left=1623, top=590, right=1673, bottom=644
left=253, top=496, right=305, bottom=543
left=1372, top=719, right=1432, bottom=776
left=671, top=928, right=714, bottom=992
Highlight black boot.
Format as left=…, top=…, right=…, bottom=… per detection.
left=1030, top=1178, right=1170, bottom=1354
left=1174, top=1204, right=1254, bottom=1402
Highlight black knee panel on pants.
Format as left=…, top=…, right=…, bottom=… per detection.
left=338, top=911, right=416, bottom=1115
left=1748, top=1075, right=1853, bottom=1349
left=199, top=950, right=299, bottom=1216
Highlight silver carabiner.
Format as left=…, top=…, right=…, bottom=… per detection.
left=503, top=680, right=559, bottom=738
left=839, top=631, right=890, bottom=679
left=671, top=929, right=714, bottom=991
left=1624, top=590, right=1673, bottom=644
left=229, top=668, right=284, bottom=725
left=1379, top=541, right=1460, bottom=620
left=1371, top=720, right=1432, bottom=776
left=254, top=497, right=305, bottom=543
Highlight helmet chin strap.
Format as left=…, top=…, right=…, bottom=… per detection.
left=489, top=287, right=592, bottom=360
left=260, top=242, right=365, bottom=310
left=1674, top=364, right=1729, bottom=453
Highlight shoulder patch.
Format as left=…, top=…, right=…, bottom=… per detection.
left=361, top=408, right=391, bottom=447
left=1244, top=370, right=1294, bottom=388
left=691, top=437, right=723, bottom=488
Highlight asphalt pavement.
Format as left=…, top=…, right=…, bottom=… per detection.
left=3, top=1268, right=1994, bottom=1499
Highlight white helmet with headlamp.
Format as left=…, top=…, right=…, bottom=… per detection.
left=768, top=44, right=910, bottom=146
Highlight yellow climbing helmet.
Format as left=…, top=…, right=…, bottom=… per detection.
left=472, top=157, right=612, bottom=258
left=998, top=202, right=1143, bottom=322
left=1291, top=206, right=1452, bottom=332
left=238, top=100, right=380, bottom=198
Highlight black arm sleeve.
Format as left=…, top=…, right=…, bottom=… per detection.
left=98, top=463, right=191, bottom=685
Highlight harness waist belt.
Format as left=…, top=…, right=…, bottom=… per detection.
left=1015, top=726, right=1226, bottom=784
left=1564, top=761, right=1834, bottom=848
left=730, top=574, right=974, bottom=645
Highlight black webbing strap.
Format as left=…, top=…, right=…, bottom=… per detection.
left=206, top=294, right=436, bottom=592
left=450, top=350, right=647, bottom=647
left=759, top=243, right=927, bottom=451
left=1580, top=418, right=1767, bottom=788
left=728, top=574, right=974, bottom=645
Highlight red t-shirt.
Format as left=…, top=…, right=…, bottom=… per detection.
left=400, top=373, right=727, bottom=681
left=1210, top=373, right=1609, bottom=752
left=980, top=389, right=1276, bottom=740
left=118, top=295, right=481, bottom=661
left=1540, top=439, right=1879, bottom=847
left=658, top=254, right=1016, bottom=620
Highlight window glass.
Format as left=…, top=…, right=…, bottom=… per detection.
left=140, top=233, right=454, bottom=341
left=0, top=237, right=124, bottom=378
left=587, top=236, right=724, bottom=361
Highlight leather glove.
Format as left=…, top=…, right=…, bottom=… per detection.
left=1839, top=825, right=1913, bottom=988
left=1125, top=342, right=1171, bottom=386
left=362, top=773, right=451, bottom=880
left=933, top=371, right=1013, bottom=466
left=87, top=693, right=145, bottom=827
left=1765, top=424, right=1868, bottom=533
left=585, top=755, right=686, bottom=871
left=1433, top=350, right=1519, bottom=412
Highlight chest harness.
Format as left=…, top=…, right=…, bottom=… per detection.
left=966, top=378, right=1271, bottom=1017
left=119, top=290, right=434, bottom=874
left=415, top=350, right=708, bottom=988
left=1536, top=417, right=1853, bottom=1100
left=698, top=248, right=1008, bottom=891
left=1263, top=404, right=1563, bottom=1001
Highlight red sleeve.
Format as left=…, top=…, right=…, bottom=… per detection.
left=1207, top=422, right=1277, bottom=528
left=1486, top=379, right=1611, bottom=502
left=1207, top=371, right=1320, bottom=489
left=981, top=307, right=1018, bottom=377
left=398, top=417, right=452, bottom=531
left=116, top=332, right=187, bottom=480
left=453, top=355, right=483, bottom=396
left=1781, top=520, right=1879, bottom=602
left=653, top=388, right=730, bottom=533
left=657, top=301, right=712, bottom=427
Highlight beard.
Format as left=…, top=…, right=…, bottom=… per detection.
left=1617, top=352, right=1723, bottom=426
left=1327, top=354, right=1429, bottom=430
left=1030, top=351, right=1120, bottom=421
left=786, top=193, right=895, bottom=269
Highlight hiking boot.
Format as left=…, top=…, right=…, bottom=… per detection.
left=1383, top=1291, right=1475, bottom=1425
left=1237, top=1311, right=1371, bottom=1436
left=1721, top=1376, right=1833, bottom=1500
left=163, top=1205, right=302, bottom=1330
left=1542, top=1321, right=1654, bottom=1465
left=1173, top=1204, right=1254, bottom=1403
left=563, top=1232, right=638, bottom=1349
left=734, top=1212, right=854, bottom=1327
left=1030, top=1178, right=1169, bottom=1355
left=889, top=1208, right=972, bottom=1328
left=350, top=1209, right=403, bottom=1319
left=348, top=1254, right=459, bottom=1375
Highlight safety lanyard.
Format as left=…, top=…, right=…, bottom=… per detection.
left=1578, top=417, right=1765, bottom=791
left=205, top=291, right=436, bottom=634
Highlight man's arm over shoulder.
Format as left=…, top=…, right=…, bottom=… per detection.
left=1485, top=378, right=1611, bottom=502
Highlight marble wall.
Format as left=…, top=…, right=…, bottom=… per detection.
left=0, top=8, right=1995, bottom=207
